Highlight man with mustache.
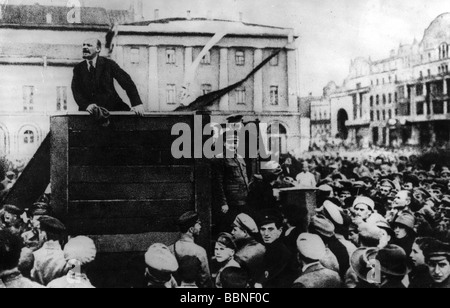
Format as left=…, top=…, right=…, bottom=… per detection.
left=72, top=38, right=145, bottom=116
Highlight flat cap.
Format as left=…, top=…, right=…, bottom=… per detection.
left=145, top=243, right=178, bottom=273
left=177, top=211, right=199, bottom=230
left=37, top=216, right=66, bottom=234
left=353, top=196, right=375, bottom=211
left=64, top=236, right=97, bottom=266
left=323, top=200, right=344, bottom=226
left=233, top=213, right=258, bottom=234
left=424, top=239, right=450, bottom=260
left=310, top=215, right=335, bottom=238
left=297, top=233, right=326, bottom=261
left=3, top=205, right=24, bottom=216
left=226, top=114, right=244, bottom=123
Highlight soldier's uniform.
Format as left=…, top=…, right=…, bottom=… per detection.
left=211, top=154, right=249, bottom=233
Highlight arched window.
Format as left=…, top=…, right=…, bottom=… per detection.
left=370, top=96, right=374, bottom=107
left=267, top=123, right=288, bottom=154
left=23, top=130, right=34, bottom=144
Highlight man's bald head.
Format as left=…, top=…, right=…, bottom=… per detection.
left=82, top=38, right=102, bottom=60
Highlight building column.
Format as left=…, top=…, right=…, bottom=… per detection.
left=378, top=127, right=383, bottom=146
left=411, top=85, right=416, bottom=116
left=355, top=92, right=360, bottom=119
left=404, top=85, right=408, bottom=99
left=287, top=48, right=299, bottom=112
left=444, top=79, right=449, bottom=115
left=444, top=78, right=448, bottom=95
left=148, top=46, right=159, bottom=111
left=185, top=47, right=193, bottom=77
left=410, top=125, right=420, bottom=145
left=254, top=49, right=263, bottom=113
left=219, top=48, right=229, bottom=111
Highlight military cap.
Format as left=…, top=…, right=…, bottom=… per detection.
left=323, top=200, right=344, bottom=226
left=145, top=243, right=178, bottom=273
left=257, top=210, right=283, bottom=228
left=310, top=215, right=335, bottom=238
left=297, top=233, right=327, bottom=261
left=233, top=213, right=258, bottom=235
left=177, top=211, right=199, bottom=230
left=226, top=114, right=244, bottom=123
left=64, top=236, right=97, bottom=266
left=38, top=216, right=66, bottom=234
left=358, top=223, right=382, bottom=241
left=404, top=174, right=420, bottom=187
left=261, top=161, right=282, bottom=176
left=318, top=184, right=334, bottom=193
left=3, top=205, right=24, bottom=216
left=216, top=233, right=237, bottom=251
left=424, top=239, right=450, bottom=260
left=416, top=170, right=428, bottom=178
left=353, top=196, right=375, bottom=211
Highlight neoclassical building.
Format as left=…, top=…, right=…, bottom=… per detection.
left=324, top=13, right=450, bottom=148
left=0, top=3, right=306, bottom=158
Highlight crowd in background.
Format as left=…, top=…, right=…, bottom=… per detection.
left=1, top=145, right=450, bottom=288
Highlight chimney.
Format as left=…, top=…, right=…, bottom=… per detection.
left=154, top=9, right=159, bottom=20
left=187, top=10, right=191, bottom=20
left=239, top=12, right=243, bottom=22
left=132, top=0, right=144, bottom=22
left=46, top=13, right=52, bottom=24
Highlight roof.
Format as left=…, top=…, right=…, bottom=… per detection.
left=120, top=18, right=296, bottom=37
left=0, top=4, right=111, bottom=27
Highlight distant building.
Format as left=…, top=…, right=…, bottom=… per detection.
left=326, top=13, right=450, bottom=148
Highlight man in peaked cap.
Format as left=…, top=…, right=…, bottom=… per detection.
left=231, top=213, right=258, bottom=244
left=170, top=211, right=212, bottom=288
left=31, top=216, right=69, bottom=286
left=293, top=233, right=342, bottom=288
left=255, top=210, right=297, bottom=288
left=424, top=239, right=450, bottom=288
left=144, top=243, right=178, bottom=288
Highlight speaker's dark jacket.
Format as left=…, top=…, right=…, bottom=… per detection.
left=72, top=57, right=143, bottom=111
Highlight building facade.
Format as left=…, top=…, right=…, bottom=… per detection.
left=326, top=13, right=450, bottom=148
left=0, top=4, right=304, bottom=158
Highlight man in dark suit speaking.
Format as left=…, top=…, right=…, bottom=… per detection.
left=72, top=38, right=145, bottom=116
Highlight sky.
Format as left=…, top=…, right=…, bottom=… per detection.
left=6, top=0, right=450, bottom=96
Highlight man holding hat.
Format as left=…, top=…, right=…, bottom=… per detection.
left=31, top=216, right=68, bottom=286
left=170, top=211, right=212, bottom=288
left=144, top=243, right=178, bottom=288
left=293, top=233, right=342, bottom=288
left=424, top=239, right=450, bottom=288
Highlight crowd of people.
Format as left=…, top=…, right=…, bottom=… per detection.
left=1, top=145, right=450, bottom=288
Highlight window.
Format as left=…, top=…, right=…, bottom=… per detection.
left=389, top=76, right=392, bottom=83
left=131, top=48, right=140, bottom=64
left=370, top=111, right=374, bottom=121
left=419, top=71, right=423, bottom=79
left=370, top=96, right=374, bottom=107
left=270, top=86, right=279, bottom=105
left=439, top=43, right=449, bottom=59
left=56, top=86, right=67, bottom=111
left=395, top=92, right=398, bottom=103
left=383, top=94, right=387, bottom=105
left=236, top=87, right=246, bottom=105
left=377, top=111, right=380, bottom=121
left=166, top=84, right=176, bottom=104
left=166, top=48, right=176, bottom=64
left=235, top=50, right=245, bottom=66
left=388, top=109, right=392, bottom=119
left=270, top=54, right=279, bottom=66
left=376, top=95, right=379, bottom=105
left=416, top=84, right=423, bottom=96
left=382, top=110, right=386, bottom=121
left=395, top=109, right=399, bottom=116
left=388, top=93, right=392, bottom=104
left=417, top=102, right=424, bottom=115
left=267, top=124, right=287, bottom=154
left=23, top=86, right=34, bottom=112
left=201, top=51, right=211, bottom=65
left=201, top=84, right=212, bottom=96
left=371, top=80, right=374, bottom=86
left=377, top=79, right=379, bottom=86
left=428, top=69, right=431, bottom=77
left=23, top=130, right=35, bottom=144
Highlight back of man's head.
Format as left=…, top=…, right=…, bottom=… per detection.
left=0, top=230, right=22, bottom=272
